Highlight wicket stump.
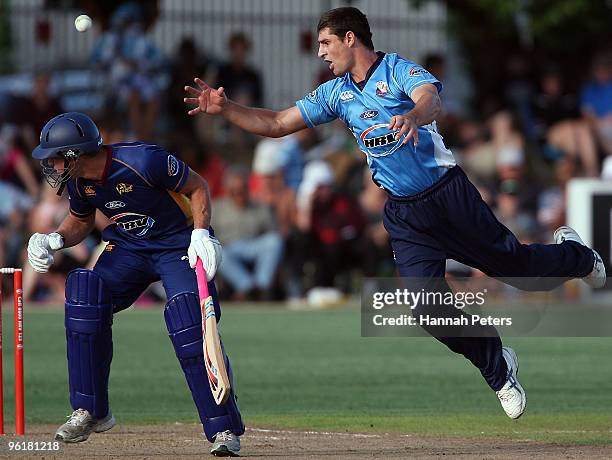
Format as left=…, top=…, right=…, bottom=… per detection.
left=0, top=268, right=24, bottom=436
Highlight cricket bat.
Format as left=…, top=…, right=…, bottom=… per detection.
left=195, top=258, right=230, bottom=405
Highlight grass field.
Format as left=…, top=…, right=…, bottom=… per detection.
left=2, top=305, right=611, bottom=445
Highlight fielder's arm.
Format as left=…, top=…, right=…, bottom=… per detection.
left=55, top=212, right=96, bottom=248
left=184, top=78, right=307, bottom=138
left=179, top=168, right=212, bottom=230
left=221, top=102, right=307, bottom=138
left=406, top=83, right=441, bottom=126
left=389, top=83, right=442, bottom=146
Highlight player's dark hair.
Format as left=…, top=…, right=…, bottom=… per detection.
left=317, top=7, right=374, bottom=51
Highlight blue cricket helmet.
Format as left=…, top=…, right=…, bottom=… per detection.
left=33, top=112, right=102, bottom=160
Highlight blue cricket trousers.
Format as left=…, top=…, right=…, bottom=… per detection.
left=383, top=166, right=594, bottom=390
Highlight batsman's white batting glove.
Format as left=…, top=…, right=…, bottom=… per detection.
left=188, top=228, right=222, bottom=281
left=27, top=232, right=64, bottom=273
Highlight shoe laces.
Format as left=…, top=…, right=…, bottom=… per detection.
left=497, top=375, right=519, bottom=402
left=216, top=430, right=234, bottom=442
left=65, top=408, right=90, bottom=426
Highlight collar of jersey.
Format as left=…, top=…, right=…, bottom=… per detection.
left=351, top=51, right=385, bottom=91
left=97, top=145, right=113, bottom=185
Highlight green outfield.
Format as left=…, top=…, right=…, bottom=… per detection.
left=3, top=306, right=611, bottom=444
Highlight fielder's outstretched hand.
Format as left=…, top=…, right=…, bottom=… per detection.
left=27, top=232, right=64, bottom=273
left=188, top=229, right=222, bottom=281
left=184, top=78, right=227, bottom=116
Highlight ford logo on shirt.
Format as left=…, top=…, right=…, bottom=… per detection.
left=360, top=110, right=378, bottom=120
left=105, top=201, right=126, bottom=209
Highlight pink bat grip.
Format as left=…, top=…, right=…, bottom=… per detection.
left=195, top=258, right=210, bottom=299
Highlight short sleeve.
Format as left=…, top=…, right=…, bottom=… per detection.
left=142, top=145, right=190, bottom=192
left=296, top=80, right=338, bottom=128
left=393, top=58, right=442, bottom=98
left=67, top=180, right=95, bottom=217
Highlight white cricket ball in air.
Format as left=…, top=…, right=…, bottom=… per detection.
left=74, top=14, right=92, bottom=32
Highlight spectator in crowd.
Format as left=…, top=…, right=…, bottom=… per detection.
left=502, top=55, right=534, bottom=136
left=10, top=71, right=63, bottom=152
left=532, top=66, right=598, bottom=176
left=251, top=139, right=301, bottom=300
left=212, top=166, right=283, bottom=300
left=167, top=38, right=215, bottom=135
left=172, top=134, right=226, bottom=199
left=537, top=154, right=577, bottom=234
left=215, top=33, right=263, bottom=107
left=251, top=138, right=297, bottom=237
left=214, top=33, right=263, bottom=146
left=423, top=53, right=465, bottom=145
left=0, top=124, right=39, bottom=198
left=0, top=181, right=33, bottom=269
left=492, top=179, right=539, bottom=242
left=581, top=51, right=612, bottom=157
left=91, top=1, right=164, bottom=140
left=357, top=165, right=393, bottom=276
left=454, top=118, right=497, bottom=186
left=293, top=161, right=366, bottom=292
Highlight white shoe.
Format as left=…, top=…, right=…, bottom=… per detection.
left=554, top=226, right=606, bottom=288
left=210, top=430, right=240, bottom=457
left=55, top=408, right=116, bottom=443
left=496, top=347, right=526, bottom=419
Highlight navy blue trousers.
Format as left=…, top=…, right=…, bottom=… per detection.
left=383, top=166, right=594, bottom=390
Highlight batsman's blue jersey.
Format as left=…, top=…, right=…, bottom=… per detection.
left=296, top=52, right=456, bottom=197
left=66, top=142, right=192, bottom=250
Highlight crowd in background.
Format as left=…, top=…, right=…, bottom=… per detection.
left=0, top=2, right=611, bottom=305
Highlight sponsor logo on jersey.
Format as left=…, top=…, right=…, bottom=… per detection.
left=306, top=90, right=317, bottom=101
left=105, top=201, right=125, bottom=209
left=360, top=109, right=379, bottom=120
left=409, top=66, right=428, bottom=76
left=84, top=185, right=96, bottom=196
left=116, top=183, right=133, bottom=195
left=359, top=123, right=403, bottom=157
left=375, top=81, right=389, bottom=97
left=104, top=243, right=115, bottom=252
left=340, top=90, right=355, bottom=102
left=167, top=155, right=179, bottom=176
left=110, top=212, right=155, bottom=237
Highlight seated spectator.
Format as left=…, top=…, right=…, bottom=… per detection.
left=0, top=124, right=39, bottom=198
left=532, top=66, right=598, bottom=176
left=293, top=161, right=366, bottom=292
left=581, top=51, right=612, bottom=157
left=251, top=138, right=296, bottom=238
left=212, top=166, right=283, bottom=300
left=455, top=118, right=497, bottom=185
left=91, top=1, right=164, bottom=140
left=0, top=181, right=34, bottom=269
left=358, top=166, right=393, bottom=277
left=537, top=155, right=577, bottom=235
left=492, top=180, right=540, bottom=242
left=172, top=134, right=226, bottom=199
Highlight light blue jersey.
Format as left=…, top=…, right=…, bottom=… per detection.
left=296, top=53, right=455, bottom=197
